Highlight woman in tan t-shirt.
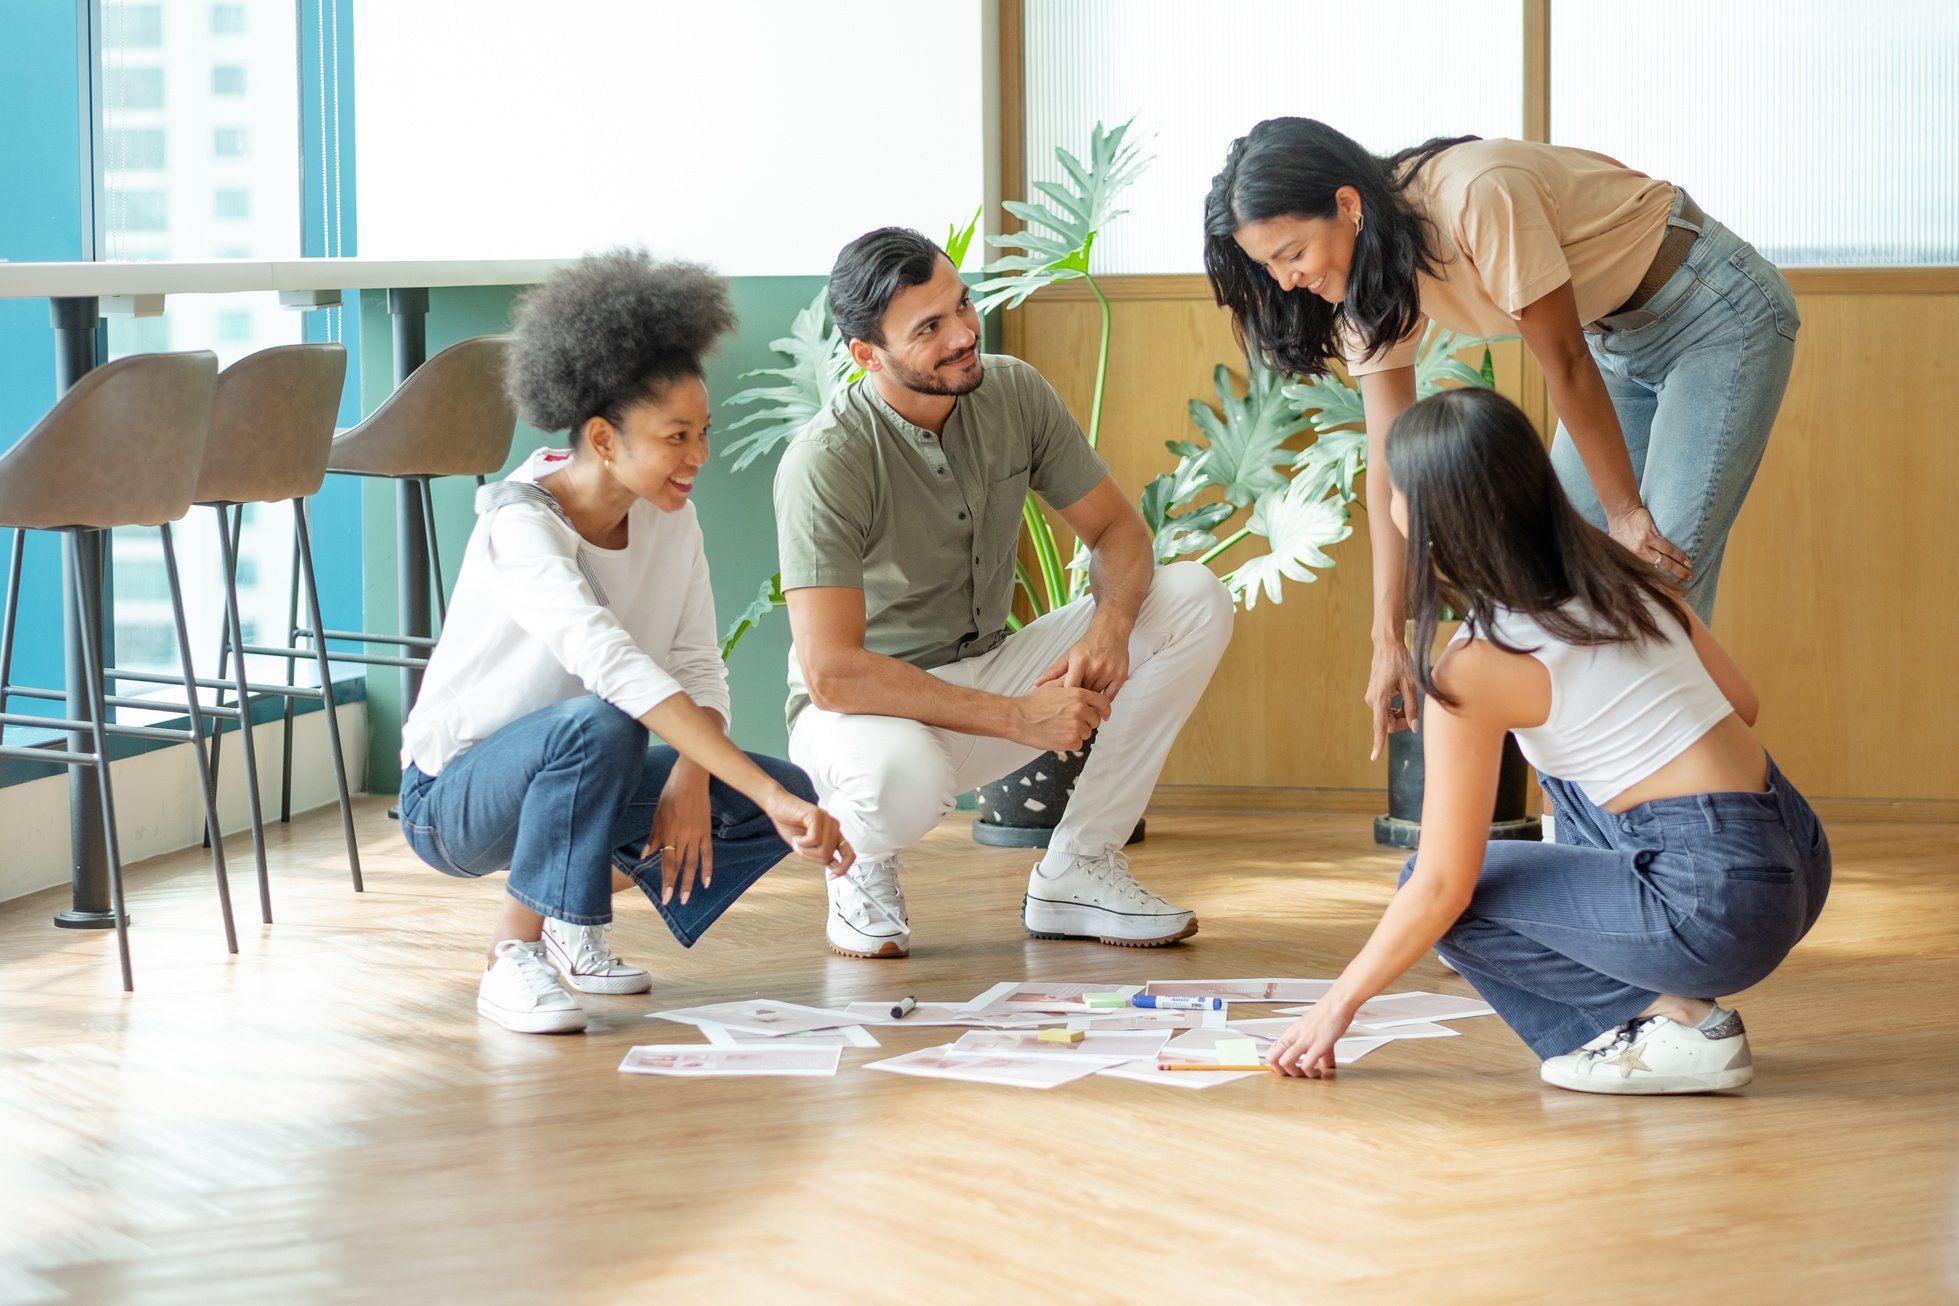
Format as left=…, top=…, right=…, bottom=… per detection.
left=1203, top=118, right=1799, bottom=758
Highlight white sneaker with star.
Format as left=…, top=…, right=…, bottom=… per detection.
left=1022, top=846, right=1197, bottom=947
left=478, top=939, right=587, bottom=1034
left=541, top=919, right=652, bottom=995
left=1540, top=1008, right=1753, bottom=1095
left=825, top=857, right=910, bottom=958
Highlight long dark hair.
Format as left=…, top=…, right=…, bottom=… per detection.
left=1386, top=388, right=1690, bottom=709
left=1203, top=118, right=1473, bottom=378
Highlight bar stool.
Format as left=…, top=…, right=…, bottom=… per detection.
left=186, top=344, right=363, bottom=915
left=270, top=335, right=516, bottom=816
left=0, top=351, right=226, bottom=990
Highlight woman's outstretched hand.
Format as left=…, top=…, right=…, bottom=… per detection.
left=1610, top=505, right=1691, bottom=583
left=1366, top=637, right=1420, bottom=761
left=1268, top=1001, right=1356, bottom=1079
left=764, top=790, right=854, bottom=877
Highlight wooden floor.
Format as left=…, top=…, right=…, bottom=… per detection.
left=1, top=798, right=1955, bottom=1305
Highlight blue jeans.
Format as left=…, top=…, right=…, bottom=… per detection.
left=399, top=695, right=815, bottom=943
left=1405, top=757, right=1831, bottom=1060
left=1552, top=189, right=1801, bottom=621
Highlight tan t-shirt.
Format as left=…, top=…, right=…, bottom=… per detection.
left=1342, top=139, right=1675, bottom=375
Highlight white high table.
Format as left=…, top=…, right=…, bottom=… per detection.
left=0, top=257, right=572, bottom=929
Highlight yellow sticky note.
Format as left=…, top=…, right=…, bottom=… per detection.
left=1038, top=1027, right=1086, bottom=1044
left=1213, top=1038, right=1262, bottom=1065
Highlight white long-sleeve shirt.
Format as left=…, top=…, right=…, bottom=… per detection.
left=401, top=447, right=730, bottom=776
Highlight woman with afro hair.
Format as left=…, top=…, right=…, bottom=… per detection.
left=398, top=250, right=852, bottom=1034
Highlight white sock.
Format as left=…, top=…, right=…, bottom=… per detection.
left=1035, top=849, right=1082, bottom=878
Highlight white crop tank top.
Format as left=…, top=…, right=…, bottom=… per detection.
left=1449, top=600, right=1734, bottom=806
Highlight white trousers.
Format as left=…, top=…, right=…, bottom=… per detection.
left=789, top=562, right=1234, bottom=863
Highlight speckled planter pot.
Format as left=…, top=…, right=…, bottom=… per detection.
left=970, top=737, right=1145, bottom=849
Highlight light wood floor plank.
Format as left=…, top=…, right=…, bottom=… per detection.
left=0, top=799, right=1953, bottom=1304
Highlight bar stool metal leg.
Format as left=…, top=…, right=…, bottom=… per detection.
left=294, top=498, right=363, bottom=892
left=159, top=523, right=238, bottom=954
left=213, top=504, right=272, bottom=922
left=279, top=517, right=302, bottom=826
left=68, top=527, right=133, bottom=991
left=0, top=528, right=22, bottom=709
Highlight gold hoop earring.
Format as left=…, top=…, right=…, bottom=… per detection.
left=603, top=455, right=613, bottom=475
left=1354, top=212, right=1365, bottom=236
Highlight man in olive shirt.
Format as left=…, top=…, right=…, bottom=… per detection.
left=776, top=227, right=1232, bottom=958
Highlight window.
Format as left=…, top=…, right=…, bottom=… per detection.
left=1552, top=0, right=1959, bottom=265
left=354, top=1, right=983, bottom=271
left=113, top=128, right=166, bottom=171
left=94, top=8, right=307, bottom=684
left=1020, top=0, right=1524, bottom=274
left=111, top=188, right=169, bottom=231
left=116, top=67, right=165, bottom=111
left=104, top=4, right=163, bottom=48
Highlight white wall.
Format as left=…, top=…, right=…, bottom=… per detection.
left=0, top=704, right=367, bottom=905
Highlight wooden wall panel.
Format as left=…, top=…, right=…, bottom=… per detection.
left=1010, top=281, right=1957, bottom=803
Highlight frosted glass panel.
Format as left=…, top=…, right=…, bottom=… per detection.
left=356, top=2, right=984, bottom=275
left=1023, top=0, right=1524, bottom=275
left=1553, top=1, right=1959, bottom=265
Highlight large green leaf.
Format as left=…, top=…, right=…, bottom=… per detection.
left=719, top=573, right=786, bottom=660
left=1282, top=370, right=1367, bottom=431
left=1292, top=425, right=1368, bottom=502
left=1223, top=478, right=1354, bottom=610
left=721, top=287, right=853, bottom=472
left=945, top=205, right=983, bottom=269
left=973, top=118, right=1149, bottom=314
left=1185, top=361, right=1309, bottom=508
left=1416, top=324, right=1504, bottom=396
left=1139, top=462, right=1236, bottom=563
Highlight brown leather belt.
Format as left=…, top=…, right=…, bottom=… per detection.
left=1588, top=189, right=1707, bottom=333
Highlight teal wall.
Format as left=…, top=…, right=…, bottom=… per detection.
left=354, top=277, right=825, bottom=789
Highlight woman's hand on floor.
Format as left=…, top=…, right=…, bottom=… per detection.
left=1269, top=1001, right=1356, bottom=1079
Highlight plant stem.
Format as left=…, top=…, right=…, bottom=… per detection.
left=1085, top=273, right=1112, bottom=450
left=1024, top=495, right=1067, bottom=612
left=1196, top=525, right=1252, bottom=567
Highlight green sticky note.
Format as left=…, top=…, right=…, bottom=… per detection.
left=1214, top=1038, right=1262, bottom=1065
left=1083, top=992, right=1127, bottom=1009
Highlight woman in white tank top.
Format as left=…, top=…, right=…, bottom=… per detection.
left=1268, top=388, right=1829, bottom=1095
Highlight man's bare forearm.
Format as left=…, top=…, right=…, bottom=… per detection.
left=807, top=648, right=1022, bottom=737
left=1084, top=517, right=1152, bottom=634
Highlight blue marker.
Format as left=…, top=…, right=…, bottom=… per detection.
left=1130, top=994, right=1224, bottom=1011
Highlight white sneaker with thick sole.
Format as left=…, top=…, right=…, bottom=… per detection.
left=478, top=939, right=587, bottom=1034
left=826, top=858, right=910, bottom=958
left=1022, top=846, right=1198, bottom=948
left=1540, top=1008, right=1753, bottom=1095
left=541, top=919, right=652, bottom=995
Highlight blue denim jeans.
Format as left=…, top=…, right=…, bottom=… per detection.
left=1552, top=189, right=1801, bottom=621
left=1405, top=757, right=1831, bottom=1059
left=399, top=695, right=816, bottom=942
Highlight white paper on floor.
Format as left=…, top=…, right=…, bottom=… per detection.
left=649, top=999, right=865, bottom=1036
left=1226, top=1017, right=1461, bottom=1041
left=863, top=1045, right=1122, bottom=1089
left=1141, top=978, right=1338, bottom=1004
left=960, top=981, right=1145, bottom=1013
left=843, top=1001, right=1050, bottom=1029
left=1098, top=1048, right=1267, bottom=1089
left=1269, top=992, right=1497, bottom=1025
left=946, top=1029, right=1172, bottom=1061
left=695, top=1020, right=880, bottom=1049
left=618, top=1045, right=842, bottom=1077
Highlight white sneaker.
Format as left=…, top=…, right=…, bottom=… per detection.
left=477, top=939, right=587, bottom=1034
left=1540, top=1009, right=1753, bottom=1095
left=1022, top=846, right=1198, bottom=947
left=826, top=858, right=910, bottom=959
left=541, top=919, right=653, bottom=995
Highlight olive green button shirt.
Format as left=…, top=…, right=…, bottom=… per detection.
left=773, top=353, right=1107, bottom=730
